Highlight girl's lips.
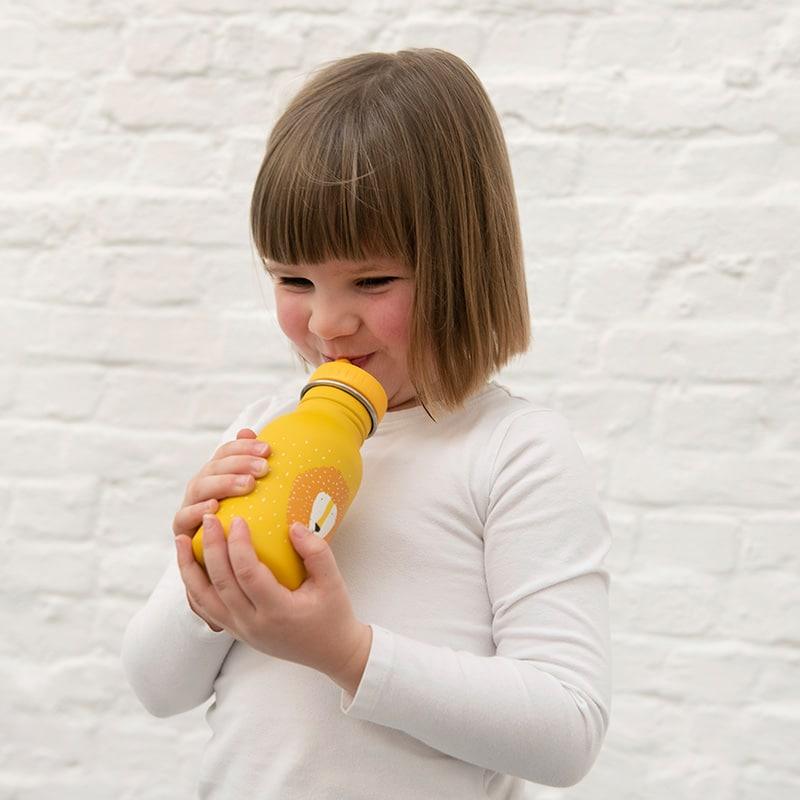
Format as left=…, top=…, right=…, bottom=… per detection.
left=322, top=353, right=374, bottom=368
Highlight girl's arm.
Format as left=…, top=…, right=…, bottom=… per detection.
left=121, top=557, right=235, bottom=717
left=121, top=392, right=289, bottom=717
left=340, top=410, right=612, bottom=788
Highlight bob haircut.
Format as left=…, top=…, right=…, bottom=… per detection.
left=250, top=48, right=531, bottom=420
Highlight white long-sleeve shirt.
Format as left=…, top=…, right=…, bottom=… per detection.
left=122, top=379, right=612, bottom=799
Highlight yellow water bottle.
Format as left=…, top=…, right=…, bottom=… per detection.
left=192, top=359, right=388, bottom=589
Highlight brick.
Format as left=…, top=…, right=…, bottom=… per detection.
left=605, top=511, right=637, bottom=573
left=40, top=24, right=120, bottom=74
left=0, top=593, right=94, bottom=661
left=510, top=139, right=580, bottom=197
left=0, top=713, right=95, bottom=774
left=555, top=384, right=652, bottom=443
left=611, top=572, right=725, bottom=635
left=481, top=18, right=573, bottom=75
left=485, top=80, right=562, bottom=134
left=389, top=20, right=484, bottom=66
left=629, top=202, right=800, bottom=256
left=653, top=388, right=761, bottom=451
left=126, top=23, right=212, bottom=75
left=2, top=77, right=89, bottom=128
left=0, top=300, right=49, bottom=364
left=293, top=23, right=377, bottom=75
left=752, top=653, right=800, bottom=704
left=609, top=694, right=688, bottom=757
left=525, top=257, right=570, bottom=313
left=662, top=643, right=762, bottom=703
left=20, top=248, right=114, bottom=306
left=106, top=246, right=208, bottom=307
left=87, top=193, right=244, bottom=246
left=40, top=656, right=121, bottom=713
left=98, top=542, right=173, bottom=598
left=574, top=138, right=679, bottom=196
left=213, top=22, right=303, bottom=77
left=637, top=514, right=739, bottom=573
left=740, top=706, right=800, bottom=771
left=50, top=138, right=134, bottom=187
left=675, top=138, right=799, bottom=197
left=609, top=450, right=800, bottom=508
left=561, top=77, right=800, bottom=137
left=31, top=306, right=232, bottom=367
left=129, top=136, right=219, bottom=188
left=603, top=326, right=798, bottom=381
left=0, top=22, right=39, bottom=68
left=717, top=572, right=800, bottom=643
left=507, top=321, right=599, bottom=376
left=518, top=195, right=629, bottom=258
left=0, top=144, right=48, bottom=191
left=100, top=78, right=279, bottom=131
left=738, top=766, right=800, bottom=799
left=4, top=542, right=96, bottom=596
left=645, top=256, right=784, bottom=322
left=0, top=197, right=82, bottom=246
left=570, top=256, right=651, bottom=320
left=575, top=15, right=680, bottom=72
left=15, top=366, right=104, bottom=420
left=8, top=476, right=99, bottom=540
left=95, top=369, right=202, bottom=429
left=740, top=517, right=800, bottom=571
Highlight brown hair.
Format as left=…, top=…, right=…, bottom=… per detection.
left=250, top=48, right=531, bottom=420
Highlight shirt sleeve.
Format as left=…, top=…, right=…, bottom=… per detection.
left=120, top=395, right=284, bottom=718
left=340, top=410, right=612, bottom=788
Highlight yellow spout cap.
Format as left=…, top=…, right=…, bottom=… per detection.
left=301, top=359, right=388, bottom=434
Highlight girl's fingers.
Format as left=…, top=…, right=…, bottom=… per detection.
left=173, top=499, right=219, bottom=538
left=227, top=517, right=284, bottom=607
left=200, top=516, right=256, bottom=616
left=175, top=534, right=232, bottom=626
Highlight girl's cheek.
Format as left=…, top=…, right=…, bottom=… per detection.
left=378, top=290, right=414, bottom=343
left=275, top=296, right=308, bottom=338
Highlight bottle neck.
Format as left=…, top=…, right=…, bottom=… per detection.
left=298, top=386, right=373, bottom=444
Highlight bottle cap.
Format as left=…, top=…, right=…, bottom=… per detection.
left=300, top=359, right=389, bottom=437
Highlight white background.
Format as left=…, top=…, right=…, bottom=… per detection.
left=1, top=0, right=798, bottom=797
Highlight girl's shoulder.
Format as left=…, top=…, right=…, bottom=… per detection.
left=475, top=380, right=562, bottom=431
left=475, top=381, right=581, bottom=457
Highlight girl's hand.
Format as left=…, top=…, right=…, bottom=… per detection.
left=174, top=515, right=372, bottom=690
left=172, top=427, right=270, bottom=539
left=172, top=428, right=271, bottom=630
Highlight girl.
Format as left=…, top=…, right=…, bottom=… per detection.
left=122, top=48, right=612, bottom=799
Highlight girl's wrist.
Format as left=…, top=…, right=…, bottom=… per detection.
left=329, top=623, right=373, bottom=695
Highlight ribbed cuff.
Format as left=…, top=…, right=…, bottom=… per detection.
left=340, top=624, right=394, bottom=718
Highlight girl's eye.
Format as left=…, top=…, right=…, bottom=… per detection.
left=277, top=277, right=312, bottom=287
left=277, top=277, right=396, bottom=289
left=357, top=277, right=396, bottom=289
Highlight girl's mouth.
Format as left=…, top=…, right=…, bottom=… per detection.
left=322, top=353, right=374, bottom=368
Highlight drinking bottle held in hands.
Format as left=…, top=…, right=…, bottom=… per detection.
left=192, top=359, right=388, bottom=589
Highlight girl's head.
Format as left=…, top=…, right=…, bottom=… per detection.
left=250, top=48, right=530, bottom=419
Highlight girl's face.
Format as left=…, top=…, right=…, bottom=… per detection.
left=268, top=256, right=419, bottom=412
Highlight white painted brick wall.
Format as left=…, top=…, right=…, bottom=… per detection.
left=1, top=1, right=798, bottom=797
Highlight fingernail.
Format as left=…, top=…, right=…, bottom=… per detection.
left=254, top=442, right=268, bottom=455
left=203, top=514, right=215, bottom=528
left=291, top=522, right=307, bottom=538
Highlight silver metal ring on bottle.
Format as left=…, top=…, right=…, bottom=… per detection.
left=299, top=379, right=379, bottom=438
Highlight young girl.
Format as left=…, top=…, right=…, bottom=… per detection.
left=122, top=48, right=612, bottom=799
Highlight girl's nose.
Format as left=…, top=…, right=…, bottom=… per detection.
left=308, top=303, right=359, bottom=341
